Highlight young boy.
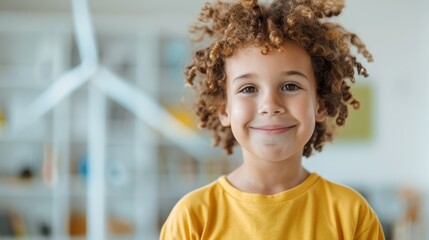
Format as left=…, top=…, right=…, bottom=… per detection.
left=161, top=0, right=384, bottom=239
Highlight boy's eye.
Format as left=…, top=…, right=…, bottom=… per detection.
left=240, top=86, right=257, bottom=93
left=281, top=83, right=300, bottom=91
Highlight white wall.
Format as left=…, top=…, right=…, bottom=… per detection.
left=304, top=0, right=429, bottom=190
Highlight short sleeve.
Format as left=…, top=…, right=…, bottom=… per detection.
left=160, top=197, right=203, bottom=240
left=354, top=200, right=385, bottom=240
left=354, top=218, right=385, bottom=240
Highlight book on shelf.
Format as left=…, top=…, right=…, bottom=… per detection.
left=9, top=211, right=27, bottom=236
left=0, top=105, right=6, bottom=132
left=0, top=212, right=13, bottom=235
left=0, top=211, right=28, bottom=236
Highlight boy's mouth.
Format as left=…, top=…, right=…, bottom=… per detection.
left=249, top=125, right=296, bottom=135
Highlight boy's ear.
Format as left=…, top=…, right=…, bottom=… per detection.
left=315, top=101, right=326, bottom=123
left=218, top=103, right=231, bottom=127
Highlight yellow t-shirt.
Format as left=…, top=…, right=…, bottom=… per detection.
left=160, top=173, right=385, bottom=240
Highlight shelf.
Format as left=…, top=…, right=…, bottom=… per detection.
left=0, top=178, right=51, bottom=198
left=0, top=235, right=148, bottom=240
left=0, top=237, right=53, bottom=240
left=0, top=236, right=130, bottom=240
left=0, top=137, right=48, bottom=143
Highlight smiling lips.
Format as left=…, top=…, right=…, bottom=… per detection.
left=249, top=125, right=296, bottom=135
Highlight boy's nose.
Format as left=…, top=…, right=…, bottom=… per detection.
left=258, top=93, right=286, bottom=116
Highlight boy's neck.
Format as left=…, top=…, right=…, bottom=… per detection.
left=226, top=150, right=310, bottom=195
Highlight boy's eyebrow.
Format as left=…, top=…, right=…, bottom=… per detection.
left=232, top=71, right=308, bottom=83
left=232, top=73, right=254, bottom=83
left=282, top=71, right=309, bottom=80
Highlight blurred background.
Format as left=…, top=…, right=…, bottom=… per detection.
left=0, top=0, right=428, bottom=239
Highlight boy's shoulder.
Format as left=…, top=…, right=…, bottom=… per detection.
left=313, top=175, right=384, bottom=238
left=315, top=174, right=368, bottom=202
left=313, top=174, right=376, bottom=216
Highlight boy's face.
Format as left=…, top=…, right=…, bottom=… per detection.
left=219, top=42, right=325, bottom=162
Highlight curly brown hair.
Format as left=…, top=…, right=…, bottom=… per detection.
left=184, top=0, right=373, bottom=157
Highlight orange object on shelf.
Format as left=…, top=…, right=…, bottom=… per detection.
left=109, top=217, right=134, bottom=236
left=393, top=187, right=425, bottom=240
left=69, top=212, right=86, bottom=236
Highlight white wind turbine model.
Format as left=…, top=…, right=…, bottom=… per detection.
left=3, top=0, right=218, bottom=239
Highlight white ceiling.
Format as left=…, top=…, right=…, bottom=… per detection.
left=0, top=0, right=208, bottom=15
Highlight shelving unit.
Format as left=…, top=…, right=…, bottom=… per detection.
left=0, top=21, right=66, bottom=236
left=0, top=10, right=239, bottom=240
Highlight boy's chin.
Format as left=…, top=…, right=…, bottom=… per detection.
left=242, top=146, right=304, bottom=163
